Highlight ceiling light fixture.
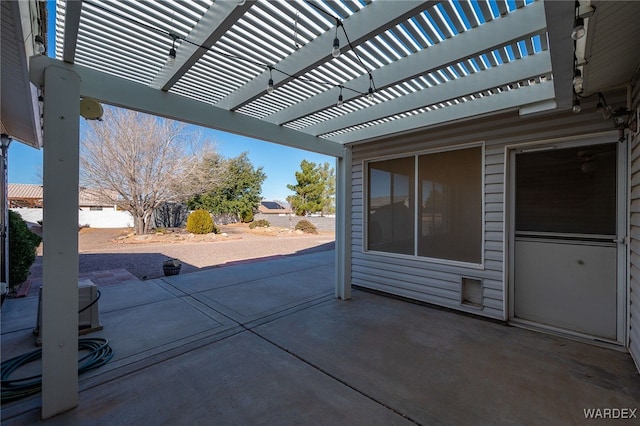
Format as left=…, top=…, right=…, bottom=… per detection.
left=589, top=92, right=632, bottom=140
left=573, top=68, right=583, bottom=93
left=367, top=86, right=374, bottom=101
left=613, top=107, right=632, bottom=142
left=595, top=94, right=613, bottom=119
left=332, top=20, right=341, bottom=58
left=337, top=86, right=344, bottom=107
left=612, top=108, right=631, bottom=129
left=267, top=66, right=275, bottom=94
left=34, top=35, right=45, bottom=54
left=167, top=33, right=178, bottom=66
left=572, top=96, right=581, bottom=113
left=571, top=17, right=585, bottom=40
left=367, top=73, right=375, bottom=101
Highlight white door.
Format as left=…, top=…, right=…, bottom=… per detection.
left=512, top=141, right=623, bottom=342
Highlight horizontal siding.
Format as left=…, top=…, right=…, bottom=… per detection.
left=485, top=139, right=504, bottom=279
left=629, top=82, right=640, bottom=373
left=350, top=92, right=625, bottom=322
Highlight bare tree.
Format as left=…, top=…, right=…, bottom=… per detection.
left=80, top=108, right=214, bottom=234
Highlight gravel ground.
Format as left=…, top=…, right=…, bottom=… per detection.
left=28, top=224, right=335, bottom=281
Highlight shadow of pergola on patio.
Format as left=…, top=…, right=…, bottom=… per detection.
left=2, top=249, right=638, bottom=425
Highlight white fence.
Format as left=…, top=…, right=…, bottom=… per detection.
left=253, top=214, right=335, bottom=233
left=11, top=208, right=134, bottom=229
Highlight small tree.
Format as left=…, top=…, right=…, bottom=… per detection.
left=295, top=219, right=318, bottom=234
left=8, top=211, right=41, bottom=290
left=186, top=209, right=214, bottom=234
left=287, top=160, right=335, bottom=216
left=318, top=162, right=335, bottom=215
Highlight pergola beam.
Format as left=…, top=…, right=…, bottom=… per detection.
left=542, top=0, right=575, bottom=111
left=215, top=0, right=438, bottom=111
left=62, top=0, right=83, bottom=63
left=30, top=55, right=344, bottom=158
left=149, top=1, right=253, bottom=91
left=306, top=51, right=552, bottom=136
left=328, top=80, right=556, bottom=144
left=266, top=0, right=547, bottom=126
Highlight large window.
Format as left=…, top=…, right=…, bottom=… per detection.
left=367, top=146, right=482, bottom=264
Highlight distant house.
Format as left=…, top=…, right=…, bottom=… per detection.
left=78, top=187, right=120, bottom=211
left=258, top=200, right=292, bottom=215
left=9, top=184, right=132, bottom=228
left=8, top=184, right=120, bottom=211
left=8, top=183, right=43, bottom=208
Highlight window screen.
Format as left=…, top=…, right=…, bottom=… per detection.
left=418, top=147, right=482, bottom=263
left=367, top=157, right=415, bottom=255
left=515, top=143, right=616, bottom=236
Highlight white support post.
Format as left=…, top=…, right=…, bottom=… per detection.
left=1, top=135, right=11, bottom=289
left=41, top=65, right=81, bottom=419
left=335, top=146, right=352, bottom=300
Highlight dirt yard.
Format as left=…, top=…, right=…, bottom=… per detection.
left=28, top=223, right=335, bottom=282
left=81, top=223, right=324, bottom=248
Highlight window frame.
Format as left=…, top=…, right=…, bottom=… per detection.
left=363, top=142, right=485, bottom=269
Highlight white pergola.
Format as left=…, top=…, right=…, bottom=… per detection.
left=50, top=0, right=562, bottom=145
left=4, top=0, right=640, bottom=419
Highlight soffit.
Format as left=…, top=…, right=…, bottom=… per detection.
left=1, top=0, right=43, bottom=149
left=582, top=0, right=640, bottom=94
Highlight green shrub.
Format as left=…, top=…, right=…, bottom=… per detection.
left=295, top=219, right=318, bottom=234
left=8, top=211, right=41, bottom=290
left=186, top=209, right=214, bottom=234
left=249, top=219, right=270, bottom=229
left=240, top=209, right=254, bottom=223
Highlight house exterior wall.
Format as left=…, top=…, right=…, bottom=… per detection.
left=350, top=94, right=626, bottom=322
left=628, top=82, right=640, bottom=369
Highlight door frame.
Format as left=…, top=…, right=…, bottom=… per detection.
left=505, top=131, right=628, bottom=346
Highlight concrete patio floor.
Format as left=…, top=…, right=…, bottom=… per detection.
left=1, top=249, right=639, bottom=425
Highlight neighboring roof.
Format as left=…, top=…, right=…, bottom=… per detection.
left=8, top=183, right=43, bottom=199
left=8, top=183, right=43, bottom=208
left=78, top=188, right=119, bottom=207
left=261, top=201, right=286, bottom=210
left=8, top=184, right=118, bottom=207
left=259, top=200, right=291, bottom=214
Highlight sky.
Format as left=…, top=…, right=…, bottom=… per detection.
left=8, top=1, right=333, bottom=202
left=9, top=126, right=334, bottom=202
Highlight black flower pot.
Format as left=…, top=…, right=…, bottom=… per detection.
left=163, top=264, right=182, bottom=276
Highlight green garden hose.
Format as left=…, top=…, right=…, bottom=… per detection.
left=1, top=338, right=114, bottom=402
